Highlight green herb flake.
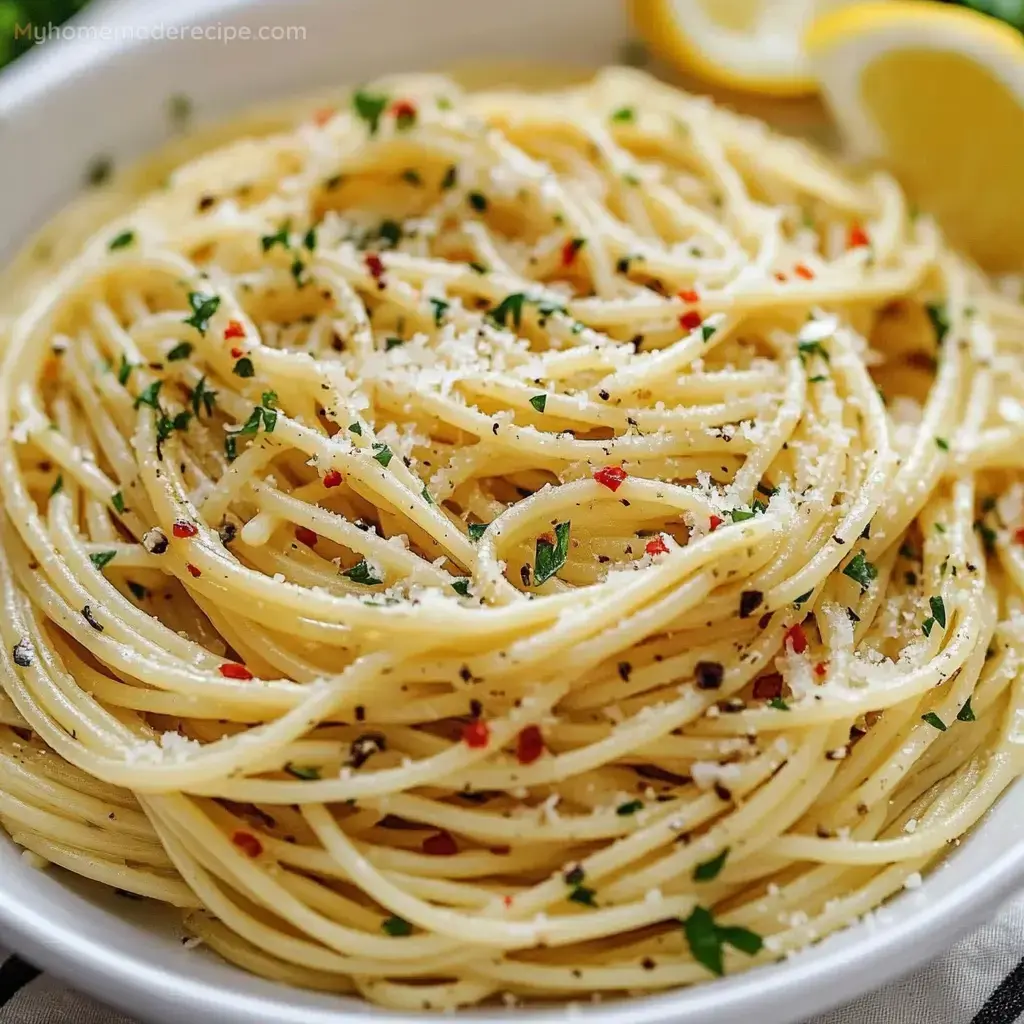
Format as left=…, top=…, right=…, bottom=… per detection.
left=429, top=297, right=449, bottom=326
left=693, top=848, right=729, bottom=882
left=117, top=356, right=134, bottom=386
left=189, top=376, right=217, bottom=418
left=957, top=697, right=976, bottom=723
left=183, top=292, right=221, bottom=336
left=930, top=595, right=946, bottom=629
left=284, top=764, right=321, bottom=780
left=798, top=340, right=831, bottom=364
left=343, top=559, right=383, bottom=585
left=701, top=324, right=717, bottom=341
left=616, top=800, right=643, bottom=817
left=372, top=442, right=393, bottom=467
left=729, top=508, right=756, bottom=523
left=89, top=550, right=117, bottom=570
left=768, top=697, right=790, bottom=711
left=440, top=164, right=458, bottom=191
left=468, top=191, right=488, bottom=213
left=108, top=230, right=135, bottom=251
left=793, top=590, right=813, bottom=607
left=611, top=106, right=636, bottom=123
left=233, top=357, right=255, bottom=378
left=451, top=578, right=471, bottom=597
left=468, top=523, right=489, bottom=541
left=489, top=293, right=527, bottom=330
left=49, top=474, right=63, bottom=497
left=385, top=337, right=404, bottom=351
left=133, top=381, right=163, bottom=409
left=921, top=711, right=947, bottom=732
left=935, top=437, right=949, bottom=451
left=682, top=906, right=762, bottom=977
left=401, top=169, right=422, bottom=186
left=925, top=302, right=950, bottom=345
left=530, top=394, right=547, bottom=414
left=349, top=422, right=363, bottom=436
left=261, top=222, right=291, bottom=253
left=534, top=521, right=570, bottom=586
left=352, top=89, right=389, bottom=135
left=111, top=491, right=125, bottom=514
left=303, top=227, right=318, bottom=252
left=167, top=341, right=192, bottom=362
left=127, top=581, right=148, bottom=600
left=382, top=915, right=412, bottom=937
left=842, top=550, right=877, bottom=591
left=568, top=886, right=597, bottom=907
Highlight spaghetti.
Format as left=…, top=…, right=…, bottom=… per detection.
left=1, top=67, right=1024, bottom=1010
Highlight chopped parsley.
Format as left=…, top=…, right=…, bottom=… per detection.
left=183, top=292, right=220, bottom=335
left=616, top=800, right=643, bottom=816
left=489, top=293, right=527, bottom=330
left=798, top=340, right=830, bottom=364
left=233, top=357, right=255, bottom=378
left=133, top=381, right=162, bottom=409
left=451, top=578, right=471, bottom=597
left=530, top=394, right=547, bottom=414
left=682, top=906, right=762, bottom=977
left=534, top=521, right=570, bottom=586
left=429, top=298, right=449, bottom=326
left=372, top=442, right=393, bottom=467
left=343, top=559, right=383, bottom=585
left=89, top=550, right=117, bottom=570
left=793, top=590, right=813, bottom=607
left=768, top=697, right=790, bottom=711
left=921, top=712, right=946, bottom=732
left=167, top=341, right=192, bottom=362
left=189, top=376, right=217, bottom=418
left=49, top=474, right=63, bottom=497
left=401, top=169, right=422, bottom=186
left=127, top=581, right=148, bottom=600
left=701, top=323, right=716, bottom=342
left=467, top=191, right=488, bottom=213
left=468, top=523, right=489, bottom=541
left=935, top=437, right=949, bottom=451
left=729, top=508, right=756, bottom=523
left=568, top=885, right=597, bottom=907
left=957, top=697, right=976, bottom=723
left=930, top=595, right=946, bottom=629
left=349, top=422, right=362, bottom=435
left=693, top=848, right=729, bottom=882
left=108, top=230, right=135, bottom=251
left=842, top=550, right=877, bottom=591
left=611, top=106, right=635, bottom=123
left=117, top=355, right=134, bottom=386
left=382, top=915, right=412, bottom=937
left=284, top=764, right=321, bottom=780
left=440, top=164, right=458, bottom=190
left=111, top=491, right=125, bottom=514
left=352, top=89, right=389, bottom=134
left=925, top=302, right=950, bottom=344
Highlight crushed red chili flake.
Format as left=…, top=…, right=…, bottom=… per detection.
left=679, top=310, right=703, bottom=331
left=231, top=831, right=262, bottom=857
left=794, top=263, right=815, bottom=280
left=391, top=99, right=417, bottom=123
left=593, top=465, right=627, bottom=491
left=422, top=831, right=458, bottom=856
left=219, top=662, right=254, bottom=681
left=645, top=536, right=669, bottom=556
left=709, top=514, right=724, bottom=532
left=323, top=469, right=343, bottom=488
left=172, top=521, right=198, bottom=538
left=312, top=107, right=335, bottom=127
left=752, top=673, right=784, bottom=700
left=186, top=563, right=202, bottom=578
left=561, top=239, right=582, bottom=266
left=516, top=725, right=545, bottom=765
left=224, top=320, right=245, bottom=340
left=502, top=894, right=514, bottom=908
left=785, top=623, right=808, bottom=655
left=295, top=526, right=318, bottom=547
left=462, top=719, right=490, bottom=748
left=1014, top=527, right=1024, bottom=544
left=678, top=288, right=700, bottom=304
left=230, top=347, right=244, bottom=358
left=814, top=661, right=828, bottom=677
left=365, top=252, right=385, bottom=280
left=848, top=224, right=870, bottom=249
left=774, top=271, right=787, bottom=282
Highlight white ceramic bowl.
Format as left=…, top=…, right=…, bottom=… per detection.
left=2, top=2, right=1023, bottom=1021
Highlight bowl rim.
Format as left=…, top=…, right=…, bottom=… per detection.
left=1, top=2, right=1023, bottom=1022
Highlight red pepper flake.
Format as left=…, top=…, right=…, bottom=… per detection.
left=219, top=662, right=254, bottom=681
left=752, top=673, right=783, bottom=700
left=422, top=831, right=458, bottom=856
left=502, top=894, right=514, bottom=908
left=295, top=526, right=318, bottom=548
left=794, top=263, right=815, bottom=280
left=462, top=719, right=490, bottom=749
left=645, top=536, right=669, bottom=557
left=848, top=224, right=870, bottom=249
left=312, top=107, right=335, bottom=127
left=516, top=725, right=545, bottom=765
left=390, top=99, right=417, bottom=128
left=231, top=830, right=262, bottom=857
left=561, top=238, right=584, bottom=266
left=814, top=661, right=828, bottom=677
left=785, top=623, right=808, bottom=655
left=172, top=521, right=198, bottom=538
left=224, top=320, right=245, bottom=340
left=186, top=563, right=202, bottom=578
left=365, top=252, right=385, bottom=281
left=680, top=310, right=703, bottom=331
left=230, top=347, right=244, bottom=359
left=593, top=465, right=627, bottom=492
left=773, top=271, right=787, bottom=282
left=709, top=514, right=724, bottom=532
left=1014, top=528, right=1024, bottom=544
left=323, top=469, right=343, bottom=488
left=678, top=288, right=700, bottom=304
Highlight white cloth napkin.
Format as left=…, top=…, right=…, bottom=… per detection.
left=1, top=894, right=1023, bottom=1022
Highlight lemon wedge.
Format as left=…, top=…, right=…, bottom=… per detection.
left=629, top=0, right=864, bottom=96
left=806, top=0, right=1024, bottom=270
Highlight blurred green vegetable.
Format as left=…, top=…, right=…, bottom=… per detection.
left=945, top=0, right=1024, bottom=30
left=0, top=0, right=92, bottom=70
